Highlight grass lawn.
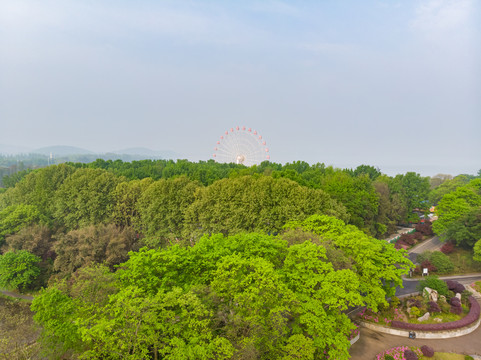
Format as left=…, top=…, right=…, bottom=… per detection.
left=0, top=293, right=41, bottom=359
left=427, top=353, right=467, bottom=360
left=447, top=248, right=481, bottom=274
left=409, top=309, right=466, bottom=324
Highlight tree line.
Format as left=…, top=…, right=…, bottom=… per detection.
left=0, top=159, right=472, bottom=359
left=31, top=215, right=411, bottom=359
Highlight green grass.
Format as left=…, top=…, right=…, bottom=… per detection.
left=409, top=310, right=466, bottom=324
left=426, top=353, right=467, bottom=360
left=472, top=280, right=481, bottom=293
left=447, top=248, right=481, bottom=274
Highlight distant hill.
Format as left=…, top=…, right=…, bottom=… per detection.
left=32, top=146, right=95, bottom=156
left=0, top=144, right=33, bottom=155
left=111, top=147, right=181, bottom=159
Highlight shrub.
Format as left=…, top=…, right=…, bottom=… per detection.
left=441, top=242, right=455, bottom=254
left=400, top=233, right=416, bottom=246
left=404, top=349, right=418, bottom=360
left=420, top=345, right=434, bottom=357
left=416, top=251, right=431, bottom=264
left=465, top=356, right=474, bottom=360
left=384, top=356, right=394, bottom=360
left=420, top=259, right=437, bottom=273
left=417, top=276, right=449, bottom=296
left=462, top=290, right=472, bottom=305
left=453, top=283, right=466, bottom=294
left=428, top=301, right=441, bottom=313
left=429, top=252, right=454, bottom=274
left=450, top=297, right=461, bottom=306
left=446, top=280, right=457, bottom=290
left=390, top=296, right=400, bottom=309
left=415, top=223, right=433, bottom=236
left=439, top=301, right=451, bottom=313
left=395, top=240, right=408, bottom=250
left=391, top=296, right=480, bottom=331
left=407, top=297, right=422, bottom=309
left=410, top=306, right=420, bottom=318
left=413, top=232, right=423, bottom=241
left=450, top=304, right=462, bottom=315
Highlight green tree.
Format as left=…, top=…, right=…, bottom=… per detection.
left=0, top=204, right=41, bottom=246
left=391, top=172, right=430, bottom=217
left=184, top=176, right=347, bottom=241
left=0, top=250, right=41, bottom=291
left=54, top=168, right=122, bottom=230
left=429, top=175, right=469, bottom=205
left=112, top=178, right=154, bottom=228
left=474, top=239, right=481, bottom=262
left=416, top=275, right=449, bottom=296
left=284, top=215, right=413, bottom=310
left=31, top=287, right=84, bottom=357
left=433, top=179, right=481, bottom=237
left=2, top=164, right=75, bottom=224
left=428, top=251, right=454, bottom=274
left=53, top=224, right=139, bottom=275
left=444, top=209, right=481, bottom=248
left=136, top=176, right=201, bottom=247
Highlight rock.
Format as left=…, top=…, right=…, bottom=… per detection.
left=439, top=295, right=447, bottom=303
left=423, top=287, right=438, bottom=302
left=417, top=312, right=430, bottom=322
left=433, top=317, right=442, bottom=323
left=455, top=293, right=462, bottom=300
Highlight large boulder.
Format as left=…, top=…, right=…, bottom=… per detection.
left=423, top=287, right=438, bottom=302
left=418, top=312, right=430, bottom=322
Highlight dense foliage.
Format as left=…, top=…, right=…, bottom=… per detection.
left=0, top=159, right=452, bottom=358
left=0, top=250, right=41, bottom=291
left=432, top=179, right=481, bottom=240
left=31, top=216, right=411, bottom=359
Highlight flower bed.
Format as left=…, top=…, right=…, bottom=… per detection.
left=390, top=296, right=480, bottom=331
left=375, top=346, right=422, bottom=360
left=358, top=307, right=404, bottom=326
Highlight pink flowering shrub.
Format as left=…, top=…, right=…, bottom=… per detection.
left=348, top=326, right=360, bottom=340
left=376, top=346, right=422, bottom=360
left=358, top=304, right=404, bottom=326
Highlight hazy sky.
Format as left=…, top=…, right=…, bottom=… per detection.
left=1, top=0, right=480, bottom=176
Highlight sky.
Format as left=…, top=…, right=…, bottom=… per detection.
left=0, top=0, right=480, bottom=176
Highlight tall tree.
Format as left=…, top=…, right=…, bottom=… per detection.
left=54, top=168, right=122, bottom=230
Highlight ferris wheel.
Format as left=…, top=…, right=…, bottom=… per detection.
left=213, top=126, right=270, bottom=166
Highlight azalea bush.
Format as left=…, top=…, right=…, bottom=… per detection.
left=376, top=346, right=422, bottom=360
left=348, top=325, right=360, bottom=341
left=357, top=306, right=404, bottom=326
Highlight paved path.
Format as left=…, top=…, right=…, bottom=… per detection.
left=351, top=270, right=481, bottom=359
left=397, top=275, right=481, bottom=297
left=0, top=289, right=34, bottom=301
left=349, top=315, right=481, bottom=359
left=407, top=236, right=442, bottom=263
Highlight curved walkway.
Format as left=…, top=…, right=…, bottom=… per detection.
left=0, top=289, right=34, bottom=301
left=350, top=288, right=481, bottom=359
left=349, top=322, right=481, bottom=359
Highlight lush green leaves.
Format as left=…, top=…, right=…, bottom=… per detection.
left=0, top=204, right=42, bottom=248
left=433, top=179, right=481, bottom=238
left=0, top=250, right=41, bottom=291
